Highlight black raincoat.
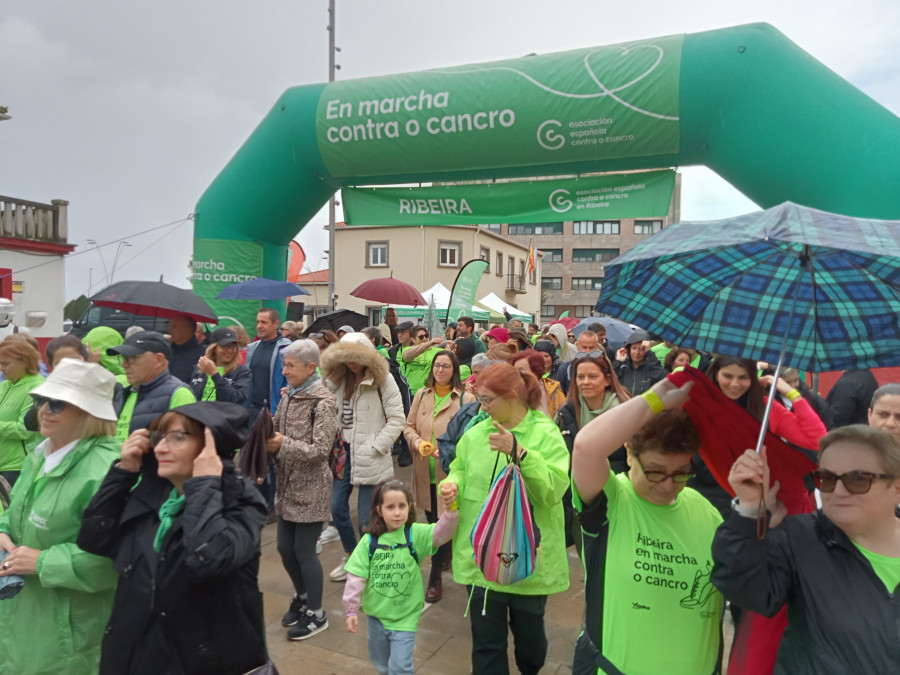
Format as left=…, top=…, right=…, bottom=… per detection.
left=711, top=507, right=900, bottom=674
left=78, top=457, right=268, bottom=675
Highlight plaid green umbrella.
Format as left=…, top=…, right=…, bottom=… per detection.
left=596, top=201, right=900, bottom=374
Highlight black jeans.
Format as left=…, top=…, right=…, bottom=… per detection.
left=467, top=586, right=548, bottom=675
left=277, top=518, right=325, bottom=610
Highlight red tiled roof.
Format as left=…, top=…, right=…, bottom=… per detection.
left=296, top=269, right=329, bottom=283
left=321, top=221, right=348, bottom=229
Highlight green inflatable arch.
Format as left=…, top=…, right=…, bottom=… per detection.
left=193, top=22, right=900, bottom=324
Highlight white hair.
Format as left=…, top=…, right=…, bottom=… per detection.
left=282, top=339, right=320, bottom=366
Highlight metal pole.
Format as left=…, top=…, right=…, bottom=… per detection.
left=87, top=239, right=110, bottom=287
left=326, top=0, right=337, bottom=311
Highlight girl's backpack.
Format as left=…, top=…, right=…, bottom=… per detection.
left=470, top=442, right=540, bottom=585
left=368, top=525, right=418, bottom=563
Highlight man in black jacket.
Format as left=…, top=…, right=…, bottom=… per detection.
left=613, top=331, right=667, bottom=396
left=826, top=368, right=878, bottom=426
left=168, top=314, right=206, bottom=384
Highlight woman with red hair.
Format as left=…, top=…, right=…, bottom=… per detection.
left=442, top=363, right=569, bottom=675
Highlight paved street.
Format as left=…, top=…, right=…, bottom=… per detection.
left=258, top=457, right=734, bottom=674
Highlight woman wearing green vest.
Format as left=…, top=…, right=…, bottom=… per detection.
left=403, top=349, right=474, bottom=603
left=0, top=359, right=120, bottom=674
left=442, top=363, right=570, bottom=675
left=0, top=339, right=45, bottom=487
left=571, top=376, right=724, bottom=675
left=188, top=327, right=251, bottom=403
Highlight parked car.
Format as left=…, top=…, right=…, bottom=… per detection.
left=68, top=303, right=170, bottom=337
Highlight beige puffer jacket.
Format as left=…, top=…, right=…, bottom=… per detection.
left=321, top=342, right=405, bottom=486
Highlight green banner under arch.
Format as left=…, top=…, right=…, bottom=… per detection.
left=343, top=170, right=675, bottom=226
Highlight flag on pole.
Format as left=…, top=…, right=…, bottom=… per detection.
left=526, top=239, right=537, bottom=275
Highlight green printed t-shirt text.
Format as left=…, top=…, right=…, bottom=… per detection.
left=344, top=523, right=437, bottom=632
left=574, top=471, right=723, bottom=675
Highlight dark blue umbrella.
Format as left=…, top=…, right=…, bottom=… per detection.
left=597, top=201, right=900, bottom=374
left=217, top=277, right=309, bottom=300
left=571, top=316, right=636, bottom=351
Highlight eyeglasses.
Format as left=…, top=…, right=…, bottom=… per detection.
left=475, top=393, right=500, bottom=406
left=811, top=469, right=896, bottom=494
left=432, top=363, right=453, bottom=370
left=416, top=334, right=428, bottom=340
left=150, top=430, right=195, bottom=448
left=308, top=333, right=324, bottom=339
left=32, top=396, right=68, bottom=414
left=121, top=353, right=146, bottom=364
left=636, top=457, right=695, bottom=483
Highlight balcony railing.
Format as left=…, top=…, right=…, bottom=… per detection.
left=0, top=196, right=69, bottom=242
left=506, top=273, right=526, bottom=294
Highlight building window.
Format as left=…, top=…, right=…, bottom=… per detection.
left=634, top=219, right=664, bottom=235
left=571, top=277, right=604, bottom=291
left=576, top=305, right=595, bottom=318
left=572, top=248, right=619, bottom=263
left=496, top=251, right=503, bottom=276
left=438, top=241, right=461, bottom=267
left=541, top=305, right=556, bottom=317
left=573, top=220, right=620, bottom=235
left=542, top=248, right=563, bottom=263
left=366, top=242, right=388, bottom=267
left=368, top=308, right=383, bottom=325
left=541, top=277, right=562, bottom=290
left=507, top=255, right=516, bottom=278
left=508, top=222, right=563, bottom=235
left=480, top=246, right=490, bottom=273
left=482, top=223, right=502, bottom=234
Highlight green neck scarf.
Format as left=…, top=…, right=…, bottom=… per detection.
left=579, top=391, right=619, bottom=427
left=153, top=487, right=186, bottom=553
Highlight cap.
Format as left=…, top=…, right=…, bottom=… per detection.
left=30, top=359, right=117, bottom=421
left=625, top=329, right=650, bottom=346
left=486, top=327, right=510, bottom=343
left=166, top=401, right=249, bottom=456
left=209, top=327, right=238, bottom=346
left=396, top=321, right=414, bottom=332
left=337, top=325, right=355, bottom=335
left=107, top=331, right=172, bottom=360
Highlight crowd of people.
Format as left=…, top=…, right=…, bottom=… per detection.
left=0, top=308, right=898, bottom=674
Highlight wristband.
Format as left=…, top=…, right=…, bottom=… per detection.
left=785, top=388, right=802, bottom=402
left=731, top=497, right=761, bottom=518
left=641, top=390, right=665, bottom=415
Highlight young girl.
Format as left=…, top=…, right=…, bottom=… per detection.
left=343, top=480, right=458, bottom=675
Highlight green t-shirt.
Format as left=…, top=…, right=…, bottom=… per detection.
left=402, top=346, right=442, bottom=395
left=344, top=523, right=437, bottom=632
left=852, top=541, right=900, bottom=592
left=573, top=472, right=723, bottom=675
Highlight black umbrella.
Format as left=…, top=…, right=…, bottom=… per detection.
left=91, top=280, right=218, bottom=323
left=240, top=411, right=273, bottom=485
left=303, top=309, right=368, bottom=336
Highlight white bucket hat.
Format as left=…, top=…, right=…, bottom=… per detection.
left=30, top=358, right=117, bottom=421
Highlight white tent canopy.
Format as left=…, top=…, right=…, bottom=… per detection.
left=477, top=292, right=532, bottom=320
left=387, top=283, right=490, bottom=321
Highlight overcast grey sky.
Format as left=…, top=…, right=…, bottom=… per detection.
left=3, top=1, right=899, bottom=302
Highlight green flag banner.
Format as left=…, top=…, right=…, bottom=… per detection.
left=557, top=310, right=570, bottom=319
left=343, top=170, right=675, bottom=226
left=191, top=238, right=263, bottom=330
left=316, top=35, right=682, bottom=179
left=446, top=259, right=490, bottom=323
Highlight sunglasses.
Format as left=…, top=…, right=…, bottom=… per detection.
left=636, top=456, right=695, bottom=484
left=811, top=469, right=896, bottom=494
left=416, top=334, right=429, bottom=340
left=308, top=333, right=324, bottom=339
left=32, top=396, right=68, bottom=414
left=574, top=350, right=609, bottom=361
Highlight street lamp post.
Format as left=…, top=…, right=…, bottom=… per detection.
left=86, top=239, right=110, bottom=287
left=110, top=242, right=132, bottom=282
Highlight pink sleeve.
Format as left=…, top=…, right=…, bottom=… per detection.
left=768, top=397, right=827, bottom=449
left=432, top=509, right=459, bottom=548
left=342, top=573, right=367, bottom=617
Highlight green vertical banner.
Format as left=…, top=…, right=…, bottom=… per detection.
left=191, top=238, right=264, bottom=330
left=446, top=259, right=489, bottom=323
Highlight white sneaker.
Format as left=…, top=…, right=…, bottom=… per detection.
left=319, top=525, right=340, bottom=545
left=316, top=538, right=322, bottom=555
left=329, top=555, right=349, bottom=582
